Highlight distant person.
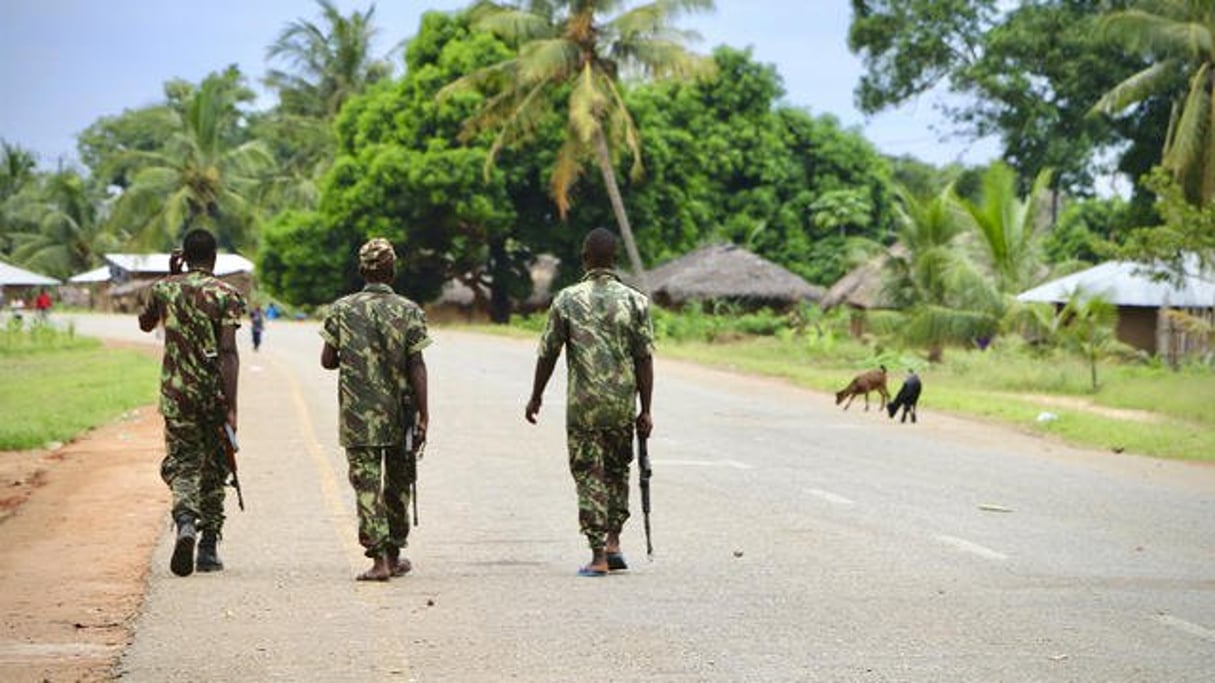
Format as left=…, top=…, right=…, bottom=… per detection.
left=250, top=305, right=265, bottom=351
left=321, top=238, right=431, bottom=581
left=525, top=228, right=655, bottom=577
left=34, top=288, right=52, bottom=320
left=138, top=228, right=245, bottom=577
left=265, top=302, right=280, bottom=320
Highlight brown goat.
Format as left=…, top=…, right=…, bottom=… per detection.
left=835, top=365, right=889, bottom=411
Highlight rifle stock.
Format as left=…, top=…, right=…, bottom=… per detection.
left=217, top=422, right=245, bottom=511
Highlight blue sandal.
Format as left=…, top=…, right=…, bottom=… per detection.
left=577, top=565, right=607, bottom=577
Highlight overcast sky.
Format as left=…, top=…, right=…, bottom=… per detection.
left=0, top=0, right=1000, bottom=169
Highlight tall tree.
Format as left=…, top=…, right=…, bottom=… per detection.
left=265, top=0, right=394, bottom=119
left=620, top=46, right=895, bottom=286
left=849, top=1, right=1159, bottom=199
left=441, top=0, right=717, bottom=281
left=1091, top=0, right=1215, bottom=204
left=261, top=0, right=395, bottom=210
left=263, top=10, right=545, bottom=313
left=109, top=70, right=273, bottom=251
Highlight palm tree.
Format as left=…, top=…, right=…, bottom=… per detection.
left=8, top=171, right=121, bottom=279
left=1091, top=0, right=1215, bottom=203
left=442, top=0, right=717, bottom=281
left=265, top=0, right=393, bottom=119
left=959, top=162, right=1054, bottom=295
left=109, top=77, right=273, bottom=251
left=1058, top=289, right=1119, bottom=391
left=1, top=141, right=36, bottom=202
left=883, top=183, right=1003, bottom=361
left=1, top=141, right=40, bottom=257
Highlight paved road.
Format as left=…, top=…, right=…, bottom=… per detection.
left=63, top=313, right=1215, bottom=681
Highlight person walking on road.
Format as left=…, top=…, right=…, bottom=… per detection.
left=321, top=238, right=431, bottom=582
left=526, top=228, right=655, bottom=577
left=250, top=305, right=265, bottom=351
left=138, top=228, right=245, bottom=577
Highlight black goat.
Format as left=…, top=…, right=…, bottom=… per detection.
left=886, top=371, right=922, bottom=423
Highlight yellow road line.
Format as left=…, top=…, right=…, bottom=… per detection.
left=270, top=355, right=365, bottom=572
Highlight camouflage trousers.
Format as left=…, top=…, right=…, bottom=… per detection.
left=346, top=444, right=412, bottom=558
left=567, top=426, right=634, bottom=551
left=161, top=418, right=226, bottom=535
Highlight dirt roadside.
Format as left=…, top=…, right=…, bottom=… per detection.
left=0, top=406, right=166, bottom=683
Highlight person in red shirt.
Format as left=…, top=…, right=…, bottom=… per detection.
left=34, top=289, right=52, bottom=320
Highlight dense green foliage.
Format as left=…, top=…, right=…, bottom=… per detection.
left=0, top=0, right=1210, bottom=341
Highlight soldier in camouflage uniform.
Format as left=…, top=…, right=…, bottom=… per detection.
left=321, top=238, right=431, bottom=581
left=138, top=228, right=245, bottom=577
left=526, top=228, right=655, bottom=577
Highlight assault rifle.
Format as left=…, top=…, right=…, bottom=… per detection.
left=638, top=434, right=653, bottom=559
left=405, top=423, right=420, bottom=526
left=216, top=422, right=245, bottom=511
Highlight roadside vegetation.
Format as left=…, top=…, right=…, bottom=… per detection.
left=0, top=320, right=158, bottom=450
left=477, top=305, right=1215, bottom=462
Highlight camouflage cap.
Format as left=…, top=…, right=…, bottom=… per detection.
left=358, top=238, right=396, bottom=270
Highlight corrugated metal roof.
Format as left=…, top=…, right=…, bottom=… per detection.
left=0, top=259, right=60, bottom=286
left=67, top=266, right=112, bottom=283
left=104, top=253, right=255, bottom=277
left=1017, top=259, right=1215, bottom=308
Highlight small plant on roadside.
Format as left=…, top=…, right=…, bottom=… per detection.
left=1, top=319, right=93, bottom=356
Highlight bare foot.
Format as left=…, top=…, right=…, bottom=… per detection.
left=356, top=556, right=391, bottom=581
left=390, top=557, right=412, bottom=577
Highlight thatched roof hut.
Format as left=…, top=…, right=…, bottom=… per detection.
left=820, top=245, right=907, bottom=311
left=645, top=244, right=823, bottom=310
left=820, top=257, right=887, bottom=311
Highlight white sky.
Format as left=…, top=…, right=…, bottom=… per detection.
left=0, top=0, right=1000, bottom=169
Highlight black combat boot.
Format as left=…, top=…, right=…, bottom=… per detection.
left=171, top=517, right=197, bottom=577
left=196, top=531, right=224, bottom=572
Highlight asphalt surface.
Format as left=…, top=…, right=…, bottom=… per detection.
left=61, top=313, right=1215, bottom=682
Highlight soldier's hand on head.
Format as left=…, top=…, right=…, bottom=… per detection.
left=169, top=249, right=185, bottom=275
left=636, top=412, right=653, bottom=439
left=525, top=397, right=542, bottom=424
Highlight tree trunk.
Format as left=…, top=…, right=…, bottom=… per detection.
left=488, top=236, right=511, bottom=325
left=592, top=129, right=646, bottom=291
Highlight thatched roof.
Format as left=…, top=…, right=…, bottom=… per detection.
left=644, top=244, right=822, bottom=308
left=820, top=245, right=906, bottom=311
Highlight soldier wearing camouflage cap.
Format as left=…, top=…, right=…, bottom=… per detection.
left=138, top=228, right=246, bottom=577
left=526, top=227, right=655, bottom=577
left=321, top=237, right=432, bottom=581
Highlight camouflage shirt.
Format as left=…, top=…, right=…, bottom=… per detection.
left=320, top=283, right=432, bottom=447
left=148, top=270, right=246, bottom=422
left=538, top=268, right=655, bottom=431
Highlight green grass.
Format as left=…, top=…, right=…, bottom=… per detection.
left=0, top=326, right=159, bottom=450
left=457, top=315, right=1215, bottom=462
left=657, top=336, right=1215, bottom=461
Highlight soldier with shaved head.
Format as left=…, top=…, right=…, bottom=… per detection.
left=138, top=228, right=245, bottom=577
left=526, top=227, right=655, bottom=577
left=321, top=238, right=432, bottom=581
